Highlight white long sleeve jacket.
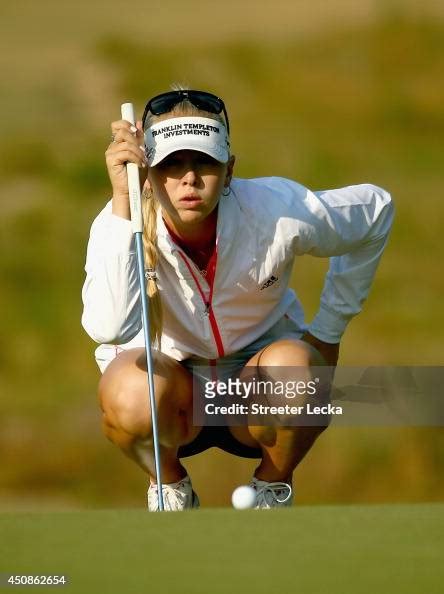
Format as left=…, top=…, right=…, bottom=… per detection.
left=81, top=177, right=394, bottom=370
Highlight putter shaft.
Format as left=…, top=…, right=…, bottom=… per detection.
left=135, top=232, right=164, bottom=511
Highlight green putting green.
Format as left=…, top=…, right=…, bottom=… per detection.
left=1, top=503, right=443, bottom=593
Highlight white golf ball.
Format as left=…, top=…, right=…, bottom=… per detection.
left=231, top=485, right=256, bottom=509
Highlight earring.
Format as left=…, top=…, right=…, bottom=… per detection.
left=222, top=186, right=231, bottom=197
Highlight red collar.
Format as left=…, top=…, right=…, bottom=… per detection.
left=163, top=219, right=216, bottom=254
left=163, top=218, right=217, bottom=281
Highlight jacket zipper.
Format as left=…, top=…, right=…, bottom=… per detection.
left=177, top=250, right=225, bottom=358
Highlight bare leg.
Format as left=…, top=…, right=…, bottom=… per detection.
left=98, top=348, right=201, bottom=484
left=229, top=339, right=330, bottom=482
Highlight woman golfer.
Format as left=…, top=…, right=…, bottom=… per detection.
left=82, top=88, right=393, bottom=510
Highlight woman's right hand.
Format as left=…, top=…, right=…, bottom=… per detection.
left=105, top=119, right=148, bottom=219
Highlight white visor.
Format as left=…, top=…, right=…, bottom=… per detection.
left=144, top=117, right=230, bottom=167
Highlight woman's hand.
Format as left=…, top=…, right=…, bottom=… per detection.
left=301, top=331, right=340, bottom=367
left=105, top=119, right=148, bottom=219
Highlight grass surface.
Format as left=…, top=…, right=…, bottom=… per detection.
left=1, top=503, right=443, bottom=593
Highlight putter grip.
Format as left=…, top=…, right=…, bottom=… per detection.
left=121, top=102, right=143, bottom=233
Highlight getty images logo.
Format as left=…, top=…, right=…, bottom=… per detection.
left=260, top=275, right=278, bottom=290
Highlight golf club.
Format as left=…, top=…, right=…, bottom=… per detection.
left=121, top=102, right=164, bottom=511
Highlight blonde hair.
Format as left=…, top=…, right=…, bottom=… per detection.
left=141, top=186, right=162, bottom=346
left=142, top=88, right=229, bottom=346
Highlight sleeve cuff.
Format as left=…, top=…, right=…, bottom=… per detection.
left=307, top=306, right=350, bottom=343
left=102, top=212, right=135, bottom=254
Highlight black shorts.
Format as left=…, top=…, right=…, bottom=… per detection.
left=178, top=426, right=261, bottom=459
left=177, top=317, right=305, bottom=459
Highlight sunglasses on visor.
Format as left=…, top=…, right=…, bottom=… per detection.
left=142, top=90, right=230, bottom=135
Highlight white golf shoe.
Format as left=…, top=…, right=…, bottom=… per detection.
left=147, top=475, right=200, bottom=511
left=250, top=477, right=293, bottom=509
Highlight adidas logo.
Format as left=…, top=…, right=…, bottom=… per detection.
left=260, top=275, right=278, bottom=290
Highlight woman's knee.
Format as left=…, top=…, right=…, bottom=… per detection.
left=257, top=339, right=325, bottom=367
left=98, top=349, right=194, bottom=439
left=99, top=366, right=153, bottom=439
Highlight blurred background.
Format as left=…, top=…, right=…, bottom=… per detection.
left=0, top=0, right=443, bottom=510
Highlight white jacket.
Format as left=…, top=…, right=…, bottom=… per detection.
left=81, top=177, right=394, bottom=369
